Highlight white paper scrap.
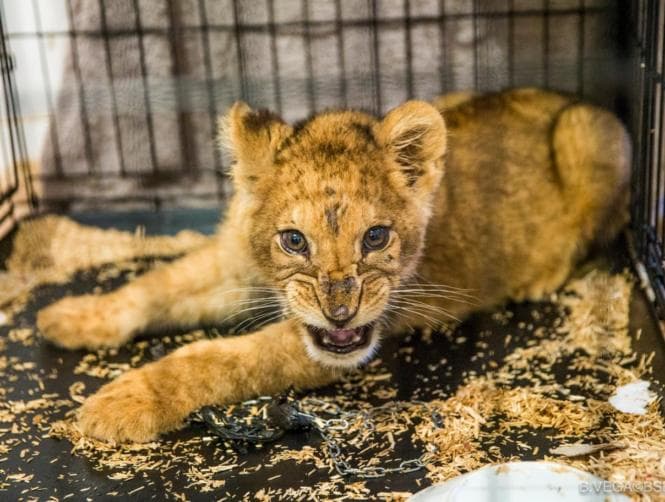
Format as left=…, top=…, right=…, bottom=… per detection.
left=608, top=380, right=656, bottom=415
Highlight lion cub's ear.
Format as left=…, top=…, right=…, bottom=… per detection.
left=374, top=100, right=447, bottom=194
left=219, top=102, right=293, bottom=187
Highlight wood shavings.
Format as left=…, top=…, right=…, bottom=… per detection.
left=8, top=328, right=34, bottom=346
left=252, top=480, right=371, bottom=501
left=5, top=473, right=34, bottom=483
left=49, top=418, right=241, bottom=492
left=269, top=445, right=328, bottom=469
left=6, top=215, right=208, bottom=283
left=1, top=218, right=664, bottom=500
left=0, top=216, right=208, bottom=312
left=406, top=270, right=665, bottom=497
left=185, top=466, right=227, bottom=492
left=0, top=272, right=35, bottom=310
left=68, top=382, right=87, bottom=404
left=377, top=492, right=412, bottom=501
left=494, top=388, right=605, bottom=435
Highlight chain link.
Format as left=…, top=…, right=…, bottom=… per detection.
left=196, top=394, right=441, bottom=479
left=291, top=396, right=438, bottom=478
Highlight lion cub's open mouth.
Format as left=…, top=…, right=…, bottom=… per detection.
left=306, top=324, right=373, bottom=354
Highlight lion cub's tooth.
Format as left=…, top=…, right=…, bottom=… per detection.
left=352, top=334, right=361, bottom=343
left=323, top=334, right=333, bottom=345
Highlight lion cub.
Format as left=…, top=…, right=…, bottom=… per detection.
left=37, top=88, right=630, bottom=442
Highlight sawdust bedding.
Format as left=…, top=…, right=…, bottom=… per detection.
left=0, top=216, right=664, bottom=500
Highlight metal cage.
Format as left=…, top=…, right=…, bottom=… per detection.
left=0, top=0, right=621, bottom=212
left=2, top=0, right=665, bottom=321
left=631, top=0, right=665, bottom=318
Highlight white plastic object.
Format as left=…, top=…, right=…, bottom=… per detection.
left=409, top=461, right=630, bottom=501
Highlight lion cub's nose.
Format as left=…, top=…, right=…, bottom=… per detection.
left=322, top=273, right=359, bottom=324
left=332, top=304, right=350, bottom=320
left=329, top=304, right=356, bottom=326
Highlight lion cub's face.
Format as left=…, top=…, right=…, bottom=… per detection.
left=223, top=101, right=446, bottom=368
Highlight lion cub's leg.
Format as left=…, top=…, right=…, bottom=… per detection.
left=552, top=103, right=631, bottom=243
left=37, top=238, right=256, bottom=350
left=513, top=104, right=631, bottom=303
left=77, top=319, right=337, bottom=442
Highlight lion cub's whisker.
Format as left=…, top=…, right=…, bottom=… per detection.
left=403, top=279, right=475, bottom=291
left=233, top=308, right=284, bottom=332
left=390, top=298, right=461, bottom=323
left=223, top=296, right=284, bottom=308
left=393, top=286, right=477, bottom=298
left=392, top=291, right=479, bottom=307
left=220, top=302, right=284, bottom=323
left=383, top=304, right=440, bottom=330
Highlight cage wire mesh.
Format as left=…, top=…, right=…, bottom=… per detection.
left=0, top=0, right=622, bottom=213
left=3, top=0, right=665, bottom=320
left=631, top=0, right=665, bottom=317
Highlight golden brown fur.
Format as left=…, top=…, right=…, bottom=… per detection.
left=37, top=88, right=630, bottom=442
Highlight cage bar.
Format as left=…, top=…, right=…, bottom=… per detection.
left=630, top=0, right=665, bottom=317
left=0, top=1, right=36, bottom=237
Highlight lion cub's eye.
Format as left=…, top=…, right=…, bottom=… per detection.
left=280, top=230, right=308, bottom=255
left=363, top=226, right=390, bottom=251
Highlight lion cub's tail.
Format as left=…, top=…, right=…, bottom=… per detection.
left=551, top=103, right=632, bottom=245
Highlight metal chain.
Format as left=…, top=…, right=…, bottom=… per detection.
left=318, top=428, right=428, bottom=478
left=196, top=395, right=441, bottom=479
left=299, top=398, right=436, bottom=478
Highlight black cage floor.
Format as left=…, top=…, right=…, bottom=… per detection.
left=1, top=212, right=664, bottom=500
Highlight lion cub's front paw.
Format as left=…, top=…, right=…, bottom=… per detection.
left=37, top=295, right=136, bottom=350
left=78, top=369, right=183, bottom=443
